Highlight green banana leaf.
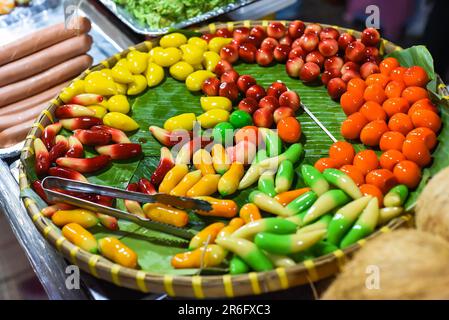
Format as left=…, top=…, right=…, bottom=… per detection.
left=24, top=45, right=449, bottom=274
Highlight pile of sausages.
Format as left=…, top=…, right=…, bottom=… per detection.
left=0, top=16, right=93, bottom=148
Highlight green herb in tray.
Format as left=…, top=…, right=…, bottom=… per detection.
left=114, top=0, right=237, bottom=29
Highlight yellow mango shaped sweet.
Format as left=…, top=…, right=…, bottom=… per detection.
left=180, top=44, right=204, bottom=65
left=87, top=105, right=108, bottom=118
left=103, top=112, right=139, bottom=131
left=84, top=73, right=117, bottom=96
left=59, top=79, right=85, bottom=103
left=197, top=109, right=230, bottom=128
left=202, top=51, right=221, bottom=72
left=98, top=237, right=138, bottom=269
left=62, top=223, right=98, bottom=253
left=107, top=95, right=130, bottom=114
left=145, top=62, right=165, bottom=87
left=164, top=113, right=196, bottom=131
left=160, top=32, right=187, bottom=48
left=200, top=96, right=232, bottom=112
left=126, top=50, right=148, bottom=74
left=127, top=75, right=147, bottom=95
left=208, top=37, right=233, bottom=53
left=169, top=61, right=194, bottom=81
left=185, top=70, right=215, bottom=91
left=111, top=65, right=134, bottom=84
left=52, top=209, right=99, bottom=228
left=188, top=37, right=208, bottom=51
left=153, top=47, right=182, bottom=67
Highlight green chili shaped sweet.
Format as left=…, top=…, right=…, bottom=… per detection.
left=378, top=207, right=404, bottom=226
left=254, top=229, right=326, bottom=255
left=323, top=168, right=362, bottom=199
left=215, top=237, right=274, bottom=272
left=301, top=164, right=329, bottom=196
left=285, top=191, right=318, bottom=216
left=285, top=211, right=307, bottom=226
left=297, top=214, right=332, bottom=234
left=259, top=143, right=303, bottom=169
left=238, top=150, right=267, bottom=190
left=260, top=128, right=283, bottom=157
left=275, top=160, right=294, bottom=193
left=231, top=217, right=298, bottom=239
left=265, top=252, right=296, bottom=268
left=249, top=190, right=292, bottom=217
left=258, top=171, right=277, bottom=197
left=239, top=144, right=303, bottom=189
left=383, top=184, right=409, bottom=207
left=340, top=197, right=379, bottom=249
left=229, top=255, right=250, bottom=275
left=327, top=196, right=372, bottom=245
left=303, top=190, right=351, bottom=224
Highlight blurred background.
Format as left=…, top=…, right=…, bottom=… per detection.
left=0, top=0, right=448, bottom=300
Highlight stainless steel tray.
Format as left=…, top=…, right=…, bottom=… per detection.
left=98, top=0, right=258, bottom=36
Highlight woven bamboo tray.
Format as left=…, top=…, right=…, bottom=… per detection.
left=19, top=20, right=443, bottom=298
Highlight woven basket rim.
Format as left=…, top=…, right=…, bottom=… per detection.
left=18, top=20, right=439, bottom=298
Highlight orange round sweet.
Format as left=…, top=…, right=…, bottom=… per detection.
left=314, top=157, right=341, bottom=172
left=329, top=141, right=355, bottom=165
left=382, top=97, right=410, bottom=117
left=393, top=160, right=422, bottom=188
left=359, top=184, right=384, bottom=204
left=410, top=109, right=442, bottom=133
left=341, top=112, right=368, bottom=140
left=402, top=86, right=429, bottom=104
left=384, top=80, right=405, bottom=98
left=340, top=164, right=365, bottom=186
left=379, top=150, right=406, bottom=171
left=390, top=66, right=406, bottom=82
left=388, top=113, right=414, bottom=136
left=340, top=91, right=365, bottom=116
left=402, top=137, right=432, bottom=167
left=360, top=120, right=389, bottom=147
left=353, top=150, right=379, bottom=175
left=365, top=73, right=390, bottom=88
left=364, top=84, right=387, bottom=104
left=403, top=66, right=429, bottom=87
left=379, top=131, right=406, bottom=151
left=360, top=101, right=387, bottom=122
left=365, top=169, right=397, bottom=194
left=379, top=57, right=400, bottom=76
left=347, top=78, right=367, bottom=96
left=406, top=127, right=437, bottom=150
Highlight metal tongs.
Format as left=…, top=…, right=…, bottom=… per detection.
left=41, top=177, right=212, bottom=240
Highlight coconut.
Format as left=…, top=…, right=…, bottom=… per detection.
left=415, top=166, right=449, bottom=242
left=322, top=230, right=449, bottom=299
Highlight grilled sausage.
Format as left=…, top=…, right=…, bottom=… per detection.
left=0, top=54, right=92, bottom=107
left=0, top=81, right=69, bottom=116
left=0, top=35, right=92, bottom=87
left=0, top=16, right=91, bottom=66
left=0, top=118, right=34, bottom=148
left=0, top=100, right=50, bottom=131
